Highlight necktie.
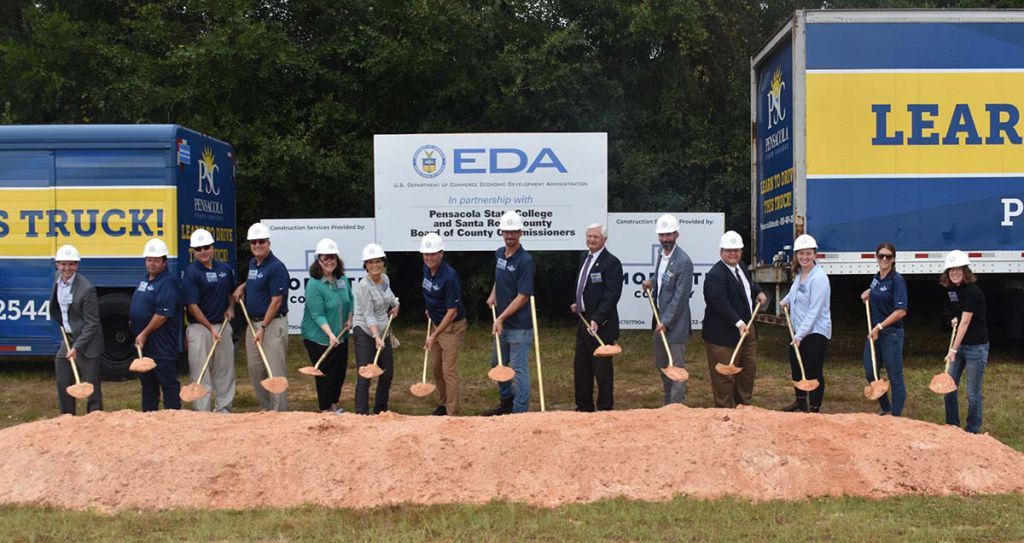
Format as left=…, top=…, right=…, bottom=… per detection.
left=576, top=253, right=593, bottom=313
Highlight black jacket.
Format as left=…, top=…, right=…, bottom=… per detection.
left=702, top=260, right=763, bottom=347
left=575, top=248, right=623, bottom=343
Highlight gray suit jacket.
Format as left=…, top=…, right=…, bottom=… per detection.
left=50, top=273, right=105, bottom=359
left=653, top=245, right=694, bottom=343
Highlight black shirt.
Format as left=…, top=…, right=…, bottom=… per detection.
left=944, top=282, right=988, bottom=345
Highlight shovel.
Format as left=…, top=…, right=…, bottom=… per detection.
left=58, top=327, right=94, bottom=400
left=357, top=316, right=393, bottom=379
left=180, top=320, right=229, bottom=403
left=715, top=301, right=762, bottom=376
left=299, top=324, right=346, bottom=377
left=129, top=344, right=156, bottom=373
left=929, top=322, right=959, bottom=394
left=487, top=305, right=515, bottom=383
left=409, top=318, right=437, bottom=397
left=783, top=305, right=819, bottom=392
left=238, top=298, right=289, bottom=394
left=529, top=295, right=547, bottom=412
left=577, top=313, right=622, bottom=357
left=645, top=287, right=688, bottom=382
left=863, top=299, right=890, bottom=400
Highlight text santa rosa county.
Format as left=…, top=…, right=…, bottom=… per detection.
left=410, top=209, right=575, bottom=239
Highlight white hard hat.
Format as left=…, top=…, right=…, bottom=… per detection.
left=419, top=232, right=445, bottom=254
left=719, top=230, right=744, bottom=250
left=944, top=250, right=971, bottom=270
left=793, top=234, right=817, bottom=252
left=655, top=214, right=679, bottom=234
left=190, top=228, right=215, bottom=248
left=247, top=222, right=270, bottom=241
left=498, top=211, right=524, bottom=232
left=55, top=244, right=81, bottom=262
left=143, top=238, right=169, bottom=258
left=361, top=243, right=386, bottom=261
left=315, top=238, right=341, bottom=256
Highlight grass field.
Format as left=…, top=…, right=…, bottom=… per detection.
left=1, top=320, right=1022, bottom=541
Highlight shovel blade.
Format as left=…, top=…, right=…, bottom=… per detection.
left=409, top=382, right=436, bottom=398
left=866, top=379, right=889, bottom=400
left=261, top=376, right=289, bottom=394
left=714, top=363, right=743, bottom=376
left=66, top=382, right=94, bottom=399
left=179, top=383, right=210, bottom=403
left=129, top=357, right=156, bottom=373
left=593, top=344, right=622, bottom=357
left=488, top=365, right=515, bottom=383
left=358, top=364, right=385, bottom=379
left=794, top=379, right=820, bottom=392
left=929, top=373, right=958, bottom=394
left=662, top=365, right=689, bottom=382
left=298, top=366, right=325, bottom=377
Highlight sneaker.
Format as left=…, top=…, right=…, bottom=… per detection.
left=335, top=407, right=345, bottom=415
left=878, top=409, right=891, bottom=416
left=432, top=405, right=447, bottom=416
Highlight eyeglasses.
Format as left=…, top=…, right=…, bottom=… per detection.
left=194, top=245, right=213, bottom=252
left=249, top=239, right=268, bottom=246
left=876, top=253, right=894, bottom=260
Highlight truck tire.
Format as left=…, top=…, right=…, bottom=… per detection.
left=98, top=292, right=134, bottom=381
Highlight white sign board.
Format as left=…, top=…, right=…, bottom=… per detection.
left=261, top=218, right=376, bottom=334
left=374, top=133, right=607, bottom=252
left=606, top=212, right=724, bottom=330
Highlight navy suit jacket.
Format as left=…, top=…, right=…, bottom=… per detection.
left=702, top=260, right=763, bottom=347
left=576, top=249, right=623, bottom=342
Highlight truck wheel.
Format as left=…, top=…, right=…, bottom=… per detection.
left=98, top=293, right=133, bottom=381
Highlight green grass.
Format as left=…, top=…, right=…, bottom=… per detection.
left=1, top=321, right=1022, bottom=541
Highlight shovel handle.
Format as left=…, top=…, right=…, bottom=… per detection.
left=370, top=316, right=394, bottom=367
left=645, top=287, right=673, bottom=367
left=313, top=343, right=335, bottom=370
left=944, top=322, right=959, bottom=373
left=530, top=295, right=545, bottom=412
left=136, top=343, right=144, bottom=359
left=577, top=313, right=606, bottom=346
left=59, top=327, right=83, bottom=385
left=421, top=319, right=432, bottom=383
left=237, top=297, right=276, bottom=378
left=783, top=305, right=808, bottom=381
left=195, top=320, right=230, bottom=383
left=728, top=301, right=762, bottom=367
left=490, top=305, right=504, bottom=367
left=864, top=299, right=880, bottom=381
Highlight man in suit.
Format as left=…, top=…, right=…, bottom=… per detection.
left=50, top=244, right=104, bottom=414
left=570, top=223, right=623, bottom=411
left=703, top=231, right=768, bottom=408
left=641, top=214, right=694, bottom=405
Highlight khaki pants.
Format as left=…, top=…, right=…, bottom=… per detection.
left=187, top=322, right=236, bottom=412
left=246, top=317, right=288, bottom=411
left=431, top=319, right=467, bottom=415
left=705, top=336, right=757, bottom=408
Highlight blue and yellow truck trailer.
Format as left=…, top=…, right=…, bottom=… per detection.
left=0, top=125, right=235, bottom=378
left=752, top=10, right=1024, bottom=326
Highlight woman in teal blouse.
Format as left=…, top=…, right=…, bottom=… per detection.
left=301, top=239, right=354, bottom=413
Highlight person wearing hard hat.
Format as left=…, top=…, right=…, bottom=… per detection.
left=860, top=242, right=908, bottom=416
left=50, top=244, right=104, bottom=414
left=640, top=214, right=694, bottom=405
left=482, top=210, right=536, bottom=416
left=353, top=243, right=400, bottom=415
left=702, top=231, right=768, bottom=408
left=940, top=250, right=989, bottom=434
left=131, top=238, right=182, bottom=411
left=779, top=234, right=831, bottom=413
left=419, top=233, right=467, bottom=416
left=182, top=228, right=237, bottom=412
left=301, top=238, right=354, bottom=414
left=570, top=223, right=623, bottom=412
left=232, top=222, right=290, bottom=412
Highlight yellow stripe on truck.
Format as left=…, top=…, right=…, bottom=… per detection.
left=807, top=71, right=1024, bottom=176
left=0, top=187, right=177, bottom=257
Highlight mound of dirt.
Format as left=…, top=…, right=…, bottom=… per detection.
left=1, top=406, right=1022, bottom=511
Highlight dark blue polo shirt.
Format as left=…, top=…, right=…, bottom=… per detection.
left=422, top=261, right=466, bottom=325
left=244, top=252, right=289, bottom=318
left=130, top=269, right=180, bottom=360
left=494, top=245, right=535, bottom=330
left=182, top=259, right=235, bottom=323
left=868, top=270, right=908, bottom=331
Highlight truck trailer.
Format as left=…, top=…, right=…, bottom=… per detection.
left=0, top=125, right=236, bottom=378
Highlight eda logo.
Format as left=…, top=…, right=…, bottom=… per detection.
left=413, top=145, right=446, bottom=178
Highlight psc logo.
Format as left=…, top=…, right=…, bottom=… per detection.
left=413, top=145, right=446, bottom=178
left=766, top=66, right=786, bottom=129
left=198, top=146, right=221, bottom=195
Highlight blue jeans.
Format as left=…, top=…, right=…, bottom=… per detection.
left=944, top=342, right=989, bottom=434
left=490, top=328, right=533, bottom=413
left=863, top=328, right=906, bottom=416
